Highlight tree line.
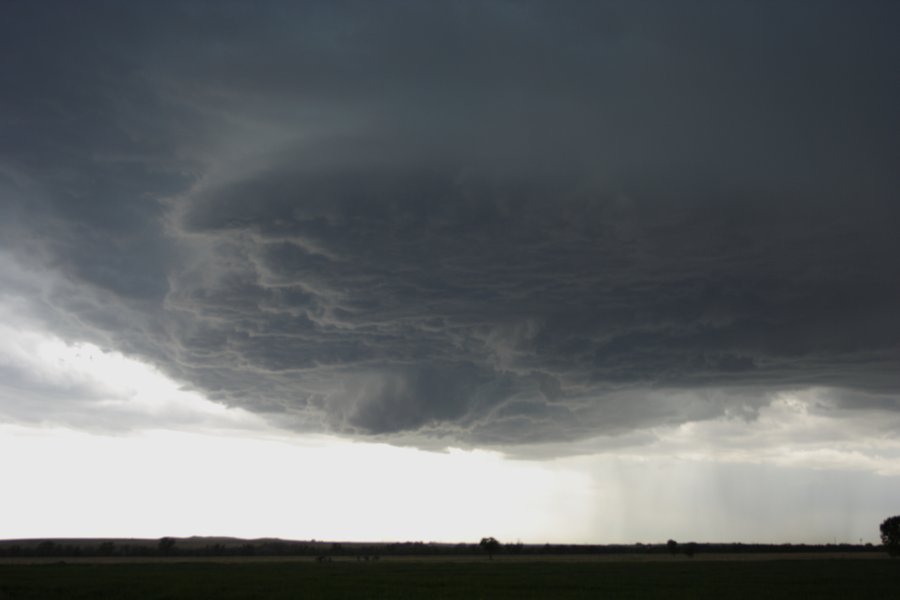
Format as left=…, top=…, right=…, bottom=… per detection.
left=0, top=539, right=890, bottom=559
left=1, top=517, right=895, bottom=559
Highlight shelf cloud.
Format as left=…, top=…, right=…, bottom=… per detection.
left=2, top=1, right=898, bottom=453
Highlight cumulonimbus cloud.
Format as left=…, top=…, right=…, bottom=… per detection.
left=1, top=1, right=898, bottom=450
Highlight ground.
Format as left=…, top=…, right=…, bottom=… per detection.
left=0, top=554, right=894, bottom=599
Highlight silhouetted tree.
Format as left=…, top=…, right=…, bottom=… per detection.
left=97, top=541, right=115, bottom=556
left=37, top=541, right=56, bottom=556
left=480, top=537, right=501, bottom=559
left=158, top=537, right=176, bottom=556
left=666, top=539, right=679, bottom=556
left=683, top=542, right=697, bottom=558
left=505, top=541, right=524, bottom=554
left=880, top=515, right=900, bottom=556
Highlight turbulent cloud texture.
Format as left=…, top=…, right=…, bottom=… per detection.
left=2, top=1, right=898, bottom=448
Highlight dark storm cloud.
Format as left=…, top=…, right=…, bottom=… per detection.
left=1, top=1, right=898, bottom=446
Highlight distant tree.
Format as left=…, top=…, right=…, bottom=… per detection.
left=880, top=516, right=900, bottom=556
left=666, top=539, right=679, bottom=556
left=683, top=542, right=697, bottom=558
left=505, top=541, right=524, bottom=554
left=158, top=537, right=176, bottom=556
left=97, top=541, right=115, bottom=556
left=479, top=537, right=501, bottom=560
left=37, top=541, right=56, bottom=556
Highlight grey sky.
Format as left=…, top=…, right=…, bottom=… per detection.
left=1, top=1, right=898, bottom=453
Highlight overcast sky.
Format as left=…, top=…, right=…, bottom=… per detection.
left=1, top=0, right=898, bottom=544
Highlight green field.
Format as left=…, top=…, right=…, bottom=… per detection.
left=0, top=557, right=895, bottom=599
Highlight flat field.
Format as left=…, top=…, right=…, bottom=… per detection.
left=0, top=556, right=894, bottom=599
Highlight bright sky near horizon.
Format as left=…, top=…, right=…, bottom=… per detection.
left=1, top=1, right=898, bottom=545
left=2, top=325, right=896, bottom=544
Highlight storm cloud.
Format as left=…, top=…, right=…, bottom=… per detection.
left=1, top=1, right=898, bottom=449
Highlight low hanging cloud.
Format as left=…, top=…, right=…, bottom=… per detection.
left=1, top=1, right=898, bottom=450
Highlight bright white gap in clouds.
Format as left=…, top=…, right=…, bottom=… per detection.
left=0, top=323, right=592, bottom=542
left=0, top=425, right=591, bottom=543
left=624, top=392, right=900, bottom=476
left=0, top=320, right=267, bottom=433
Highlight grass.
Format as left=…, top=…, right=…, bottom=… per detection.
left=0, top=557, right=895, bottom=599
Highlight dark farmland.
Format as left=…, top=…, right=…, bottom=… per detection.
left=0, top=557, right=895, bottom=600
